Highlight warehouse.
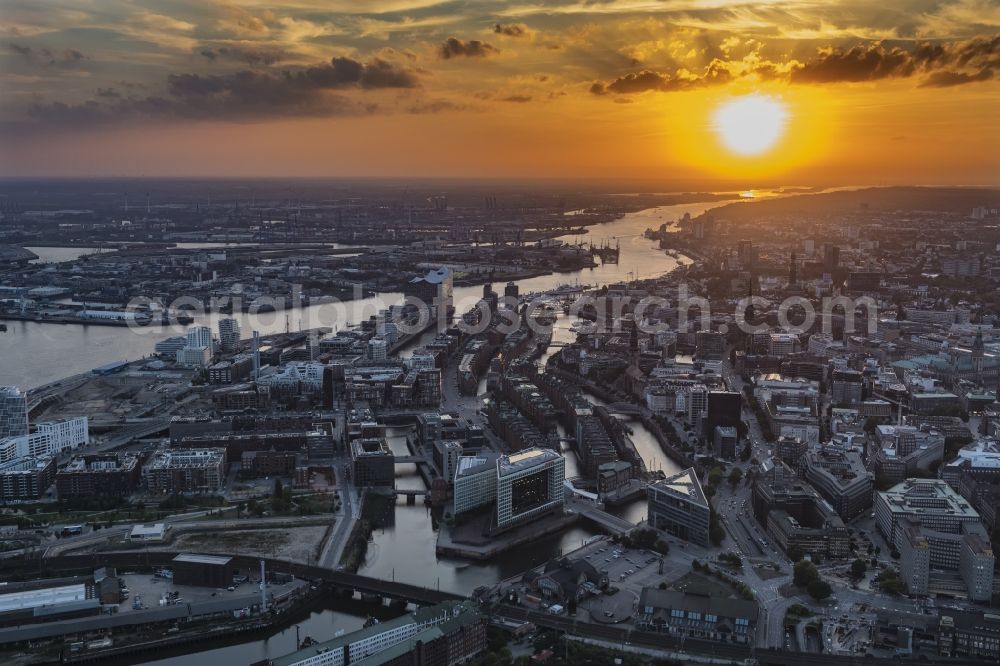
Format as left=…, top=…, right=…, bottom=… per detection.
left=171, top=553, right=233, bottom=588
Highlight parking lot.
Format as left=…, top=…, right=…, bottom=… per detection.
left=115, top=571, right=297, bottom=614
left=580, top=544, right=664, bottom=588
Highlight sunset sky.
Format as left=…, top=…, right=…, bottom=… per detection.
left=0, top=1, right=997, bottom=184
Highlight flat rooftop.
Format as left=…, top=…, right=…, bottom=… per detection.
left=498, top=447, right=561, bottom=476
left=172, top=553, right=233, bottom=566
left=649, top=467, right=709, bottom=509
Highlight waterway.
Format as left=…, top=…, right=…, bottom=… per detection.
left=142, top=605, right=374, bottom=666
left=2, top=197, right=730, bottom=387
left=5, top=196, right=729, bottom=664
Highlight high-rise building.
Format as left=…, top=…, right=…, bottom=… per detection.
left=737, top=240, right=756, bottom=269
left=496, top=448, right=564, bottom=531
left=687, top=385, right=709, bottom=432
left=823, top=243, right=840, bottom=270
left=186, top=325, right=213, bottom=349
left=647, top=467, right=710, bottom=546
left=705, top=391, right=741, bottom=441
left=368, top=337, right=388, bottom=362
left=218, top=318, right=240, bottom=353
left=0, top=387, right=28, bottom=440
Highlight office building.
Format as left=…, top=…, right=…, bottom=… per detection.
left=218, top=318, right=240, bottom=353
left=351, top=437, right=395, bottom=487
left=433, top=439, right=464, bottom=487
left=368, top=337, right=388, bottom=362
left=871, top=424, right=945, bottom=485
left=695, top=330, right=725, bottom=362
left=453, top=452, right=498, bottom=516
left=705, top=391, right=741, bottom=442
left=713, top=426, right=738, bottom=460
left=875, top=479, right=994, bottom=601
left=823, top=243, right=840, bottom=270
left=831, top=369, right=863, bottom=408
left=937, top=609, right=1000, bottom=660
left=0, top=387, right=28, bottom=440
left=768, top=333, right=799, bottom=357
left=876, top=479, right=985, bottom=546
left=803, top=444, right=873, bottom=521
left=496, top=448, right=564, bottom=531
left=751, top=462, right=849, bottom=559
left=687, top=384, right=709, bottom=432
left=648, top=468, right=710, bottom=546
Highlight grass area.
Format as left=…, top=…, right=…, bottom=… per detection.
left=669, top=571, right=735, bottom=598
left=785, top=604, right=813, bottom=623
left=181, top=531, right=291, bottom=555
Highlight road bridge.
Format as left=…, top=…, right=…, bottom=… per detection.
left=565, top=497, right=634, bottom=534
left=606, top=402, right=644, bottom=415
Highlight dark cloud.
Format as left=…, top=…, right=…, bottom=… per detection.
left=789, top=37, right=999, bottom=84
left=27, top=56, right=421, bottom=126
left=199, top=46, right=285, bottom=67
left=6, top=42, right=32, bottom=58
left=96, top=87, right=120, bottom=98
left=6, top=42, right=86, bottom=67
left=591, top=37, right=1000, bottom=96
left=494, top=24, right=529, bottom=38
left=920, top=67, right=993, bottom=87
left=500, top=94, right=532, bottom=103
left=439, top=37, right=496, bottom=59
left=590, top=60, right=732, bottom=95
left=789, top=43, right=916, bottom=83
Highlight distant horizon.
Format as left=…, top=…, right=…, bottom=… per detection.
left=0, top=178, right=997, bottom=189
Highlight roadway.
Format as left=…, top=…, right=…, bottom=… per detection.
left=318, top=453, right=360, bottom=569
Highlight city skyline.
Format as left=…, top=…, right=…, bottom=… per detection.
left=0, top=1, right=997, bottom=183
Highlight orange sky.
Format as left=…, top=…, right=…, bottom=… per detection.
left=0, top=1, right=998, bottom=184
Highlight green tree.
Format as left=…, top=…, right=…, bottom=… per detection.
left=807, top=578, right=832, bottom=600
left=850, top=559, right=867, bottom=578
left=793, top=560, right=819, bottom=587
left=728, top=467, right=743, bottom=488
left=708, top=466, right=724, bottom=487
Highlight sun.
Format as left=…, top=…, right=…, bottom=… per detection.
left=712, top=94, right=789, bottom=157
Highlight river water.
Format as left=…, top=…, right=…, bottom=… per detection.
left=1, top=198, right=729, bottom=387
left=7, top=197, right=739, bottom=665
